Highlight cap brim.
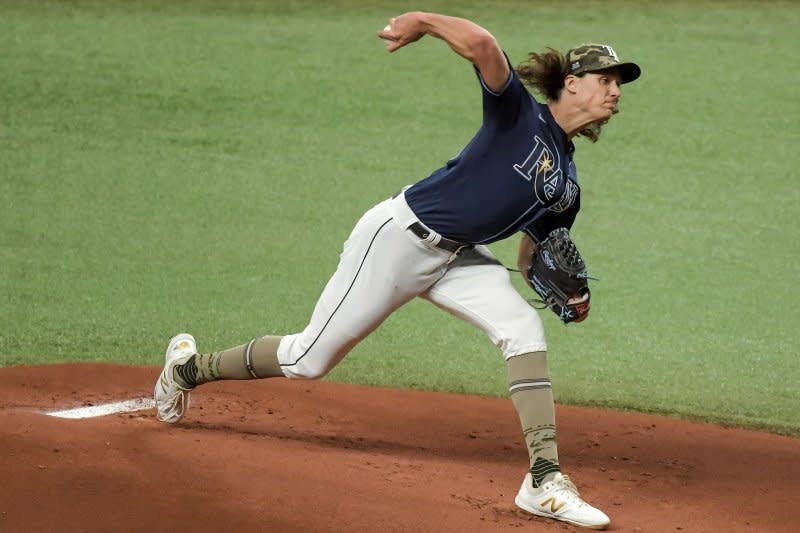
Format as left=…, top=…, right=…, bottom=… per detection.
left=617, top=62, right=641, bottom=84
left=588, top=62, right=641, bottom=84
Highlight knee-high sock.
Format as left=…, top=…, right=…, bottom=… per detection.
left=507, top=351, right=560, bottom=487
left=173, top=336, right=285, bottom=387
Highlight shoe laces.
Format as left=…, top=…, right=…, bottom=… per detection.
left=556, top=474, right=578, bottom=491
left=547, top=474, right=585, bottom=504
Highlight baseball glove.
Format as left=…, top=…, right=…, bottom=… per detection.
left=526, top=228, right=592, bottom=324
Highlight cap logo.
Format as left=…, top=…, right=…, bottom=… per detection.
left=602, top=45, right=619, bottom=61
left=566, top=42, right=641, bottom=83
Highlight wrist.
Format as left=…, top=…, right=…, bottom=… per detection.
left=411, top=11, right=433, bottom=34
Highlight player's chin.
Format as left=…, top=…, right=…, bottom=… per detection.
left=588, top=112, right=613, bottom=127
left=599, top=106, right=616, bottom=120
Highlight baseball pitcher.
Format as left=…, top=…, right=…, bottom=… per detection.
left=154, top=11, right=640, bottom=530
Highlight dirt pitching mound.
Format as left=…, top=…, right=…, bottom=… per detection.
left=0, top=364, right=797, bottom=532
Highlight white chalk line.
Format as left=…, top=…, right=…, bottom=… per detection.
left=45, top=398, right=155, bottom=419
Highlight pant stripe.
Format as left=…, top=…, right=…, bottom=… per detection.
left=282, top=217, right=394, bottom=368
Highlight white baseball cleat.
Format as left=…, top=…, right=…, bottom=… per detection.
left=154, top=333, right=197, bottom=423
left=515, top=472, right=610, bottom=530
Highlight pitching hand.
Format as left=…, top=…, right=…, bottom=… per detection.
left=378, top=13, right=426, bottom=52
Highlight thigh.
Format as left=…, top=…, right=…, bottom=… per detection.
left=279, top=199, right=450, bottom=378
left=422, top=246, right=547, bottom=359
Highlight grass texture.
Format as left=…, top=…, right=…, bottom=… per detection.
left=1, top=0, right=798, bottom=435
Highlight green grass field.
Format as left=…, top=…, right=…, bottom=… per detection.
left=2, top=0, right=798, bottom=435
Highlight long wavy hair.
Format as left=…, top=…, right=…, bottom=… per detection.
left=516, top=48, right=616, bottom=143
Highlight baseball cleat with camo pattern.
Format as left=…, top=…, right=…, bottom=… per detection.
left=515, top=472, right=610, bottom=530
left=154, top=333, right=197, bottom=423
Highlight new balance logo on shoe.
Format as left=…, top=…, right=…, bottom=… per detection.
left=539, top=496, right=566, bottom=513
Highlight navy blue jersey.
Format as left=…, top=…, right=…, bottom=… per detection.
left=404, top=56, right=580, bottom=244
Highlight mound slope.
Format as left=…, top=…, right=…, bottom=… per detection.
left=0, top=364, right=797, bottom=532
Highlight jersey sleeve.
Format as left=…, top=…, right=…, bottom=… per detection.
left=473, top=52, right=526, bottom=128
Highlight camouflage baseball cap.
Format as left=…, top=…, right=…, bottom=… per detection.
left=566, top=44, right=641, bottom=84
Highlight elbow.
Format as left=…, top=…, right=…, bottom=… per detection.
left=461, top=29, right=499, bottom=63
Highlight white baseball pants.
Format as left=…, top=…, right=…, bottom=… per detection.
left=277, top=191, right=547, bottom=379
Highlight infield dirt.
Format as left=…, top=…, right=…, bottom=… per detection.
left=1, top=364, right=797, bottom=532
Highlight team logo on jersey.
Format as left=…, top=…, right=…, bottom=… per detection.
left=548, top=179, right=579, bottom=213
left=513, top=136, right=577, bottom=212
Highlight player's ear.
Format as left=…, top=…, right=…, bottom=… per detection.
left=563, top=74, right=579, bottom=96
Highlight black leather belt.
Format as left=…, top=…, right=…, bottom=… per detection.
left=392, top=188, right=471, bottom=254
left=407, top=222, right=471, bottom=254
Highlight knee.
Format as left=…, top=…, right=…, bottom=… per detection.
left=497, top=309, right=548, bottom=359
left=277, top=333, right=352, bottom=380
left=281, top=359, right=331, bottom=380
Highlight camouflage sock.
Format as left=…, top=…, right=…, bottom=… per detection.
left=507, top=351, right=561, bottom=487
left=173, top=354, right=200, bottom=388
left=173, top=336, right=285, bottom=387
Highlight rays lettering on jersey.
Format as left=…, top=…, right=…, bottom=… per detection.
left=513, top=136, right=564, bottom=206
left=548, top=158, right=580, bottom=212
left=548, top=179, right=579, bottom=213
